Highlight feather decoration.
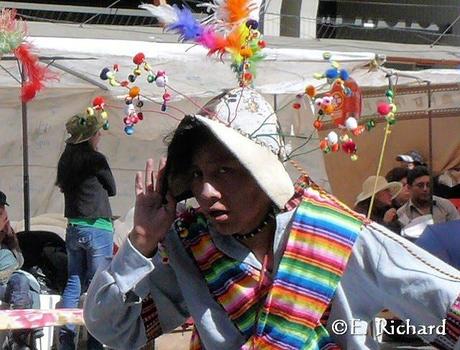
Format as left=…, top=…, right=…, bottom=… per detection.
left=167, top=5, right=204, bottom=42
left=14, top=43, right=59, bottom=102
left=139, top=4, right=178, bottom=26
left=222, top=0, right=253, bottom=25
left=225, top=24, right=249, bottom=64
left=196, top=26, right=227, bottom=58
left=198, top=0, right=256, bottom=27
left=0, top=9, right=27, bottom=55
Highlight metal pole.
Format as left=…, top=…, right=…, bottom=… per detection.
left=19, top=63, right=31, bottom=232
left=426, top=81, right=434, bottom=215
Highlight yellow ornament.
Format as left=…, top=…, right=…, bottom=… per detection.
left=100, top=111, right=108, bottom=120
left=86, top=107, right=94, bottom=116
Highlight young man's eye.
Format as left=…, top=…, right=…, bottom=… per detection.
left=218, top=167, right=230, bottom=174
left=191, top=170, right=202, bottom=178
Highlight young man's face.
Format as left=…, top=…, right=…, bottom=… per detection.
left=0, top=205, right=8, bottom=232
left=409, top=175, right=431, bottom=203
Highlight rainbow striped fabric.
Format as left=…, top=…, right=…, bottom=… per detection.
left=178, top=186, right=363, bottom=349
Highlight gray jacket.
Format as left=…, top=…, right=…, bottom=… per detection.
left=84, top=210, right=460, bottom=349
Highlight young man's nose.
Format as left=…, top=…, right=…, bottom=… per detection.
left=201, top=182, right=221, bottom=200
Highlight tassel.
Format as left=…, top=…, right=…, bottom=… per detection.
left=14, top=43, right=59, bottom=102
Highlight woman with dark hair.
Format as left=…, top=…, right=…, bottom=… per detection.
left=56, top=113, right=116, bottom=350
left=84, top=88, right=460, bottom=350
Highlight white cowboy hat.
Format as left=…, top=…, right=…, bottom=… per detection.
left=355, top=175, right=402, bottom=206
left=168, top=87, right=294, bottom=209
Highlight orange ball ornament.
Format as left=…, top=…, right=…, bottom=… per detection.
left=324, top=104, right=335, bottom=114
left=305, top=85, right=316, bottom=98
left=313, top=120, right=323, bottom=129
left=240, top=47, right=253, bottom=59
left=129, top=86, right=140, bottom=98
left=319, top=139, right=329, bottom=151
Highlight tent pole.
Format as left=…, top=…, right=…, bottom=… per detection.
left=427, top=81, right=434, bottom=215
left=19, top=63, right=31, bottom=232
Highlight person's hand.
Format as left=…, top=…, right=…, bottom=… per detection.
left=383, top=208, right=397, bottom=224
left=129, top=158, right=176, bottom=257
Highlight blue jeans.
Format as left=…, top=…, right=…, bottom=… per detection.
left=0, top=272, right=33, bottom=309
left=59, top=224, right=113, bottom=350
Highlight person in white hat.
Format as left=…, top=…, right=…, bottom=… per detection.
left=354, top=175, right=402, bottom=233
left=83, top=87, right=460, bottom=350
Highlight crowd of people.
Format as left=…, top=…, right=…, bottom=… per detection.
left=2, top=91, right=460, bottom=350
left=354, top=151, right=459, bottom=243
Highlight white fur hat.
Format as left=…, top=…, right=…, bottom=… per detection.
left=168, top=87, right=294, bottom=209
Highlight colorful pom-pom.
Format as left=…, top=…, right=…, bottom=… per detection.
left=323, top=104, right=335, bottom=114
left=246, top=19, right=258, bottom=29
left=129, top=87, right=140, bottom=98
left=345, top=117, right=358, bottom=130
left=292, top=102, right=301, bottom=110
left=340, top=69, right=350, bottom=81
left=305, top=85, right=316, bottom=98
left=325, top=68, right=339, bottom=79
left=133, top=52, right=145, bottom=65
left=327, top=131, right=339, bottom=145
left=92, top=96, right=105, bottom=108
left=100, top=67, right=111, bottom=80
left=313, top=120, right=323, bottom=129
left=377, top=102, right=391, bottom=116
left=124, top=125, right=134, bottom=135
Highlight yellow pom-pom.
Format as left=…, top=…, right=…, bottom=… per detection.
left=86, top=107, right=94, bottom=116
left=100, top=111, right=108, bottom=120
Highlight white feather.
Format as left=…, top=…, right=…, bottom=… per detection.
left=139, top=4, right=178, bottom=25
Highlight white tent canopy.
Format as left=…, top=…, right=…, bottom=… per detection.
left=2, top=22, right=460, bottom=223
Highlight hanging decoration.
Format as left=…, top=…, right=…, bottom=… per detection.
left=0, top=8, right=58, bottom=102
left=140, top=0, right=264, bottom=87
left=299, top=52, right=365, bottom=161
left=99, top=53, right=170, bottom=135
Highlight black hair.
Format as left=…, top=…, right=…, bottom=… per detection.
left=163, top=116, right=218, bottom=200
left=55, top=142, right=108, bottom=193
left=385, top=167, right=409, bottom=183
left=407, top=166, right=430, bottom=186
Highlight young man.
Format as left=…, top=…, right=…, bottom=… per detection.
left=397, top=166, right=460, bottom=230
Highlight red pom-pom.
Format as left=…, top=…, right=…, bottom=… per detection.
left=342, top=140, right=357, bottom=154
left=377, top=102, right=391, bottom=116
left=313, top=120, right=323, bottom=129
left=120, top=80, right=129, bottom=87
left=258, top=40, right=266, bottom=49
left=92, top=96, right=105, bottom=108
left=292, top=102, right=301, bottom=110
left=133, top=53, right=145, bottom=65
left=243, top=72, right=253, bottom=81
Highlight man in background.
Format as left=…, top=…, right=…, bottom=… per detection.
left=397, top=167, right=459, bottom=236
